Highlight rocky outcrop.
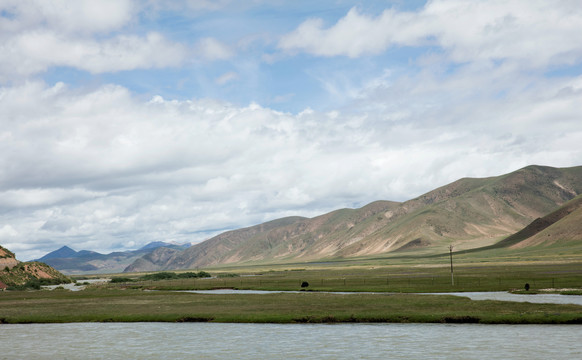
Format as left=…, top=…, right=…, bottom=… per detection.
left=0, top=246, right=19, bottom=270
left=0, top=245, right=71, bottom=287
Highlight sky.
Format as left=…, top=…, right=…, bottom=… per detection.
left=1, top=0, right=582, bottom=261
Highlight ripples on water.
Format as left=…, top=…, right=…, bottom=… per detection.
left=1, top=322, right=581, bottom=360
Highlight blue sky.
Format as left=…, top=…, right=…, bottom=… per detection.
left=41, top=1, right=431, bottom=113
left=1, top=0, right=582, bottom=260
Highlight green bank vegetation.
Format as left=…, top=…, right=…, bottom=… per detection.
left=109, top=271, right=211, bottom=283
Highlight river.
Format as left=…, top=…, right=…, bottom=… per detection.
left=179, top=289, right=582, bottom=306
left=1, top=322, right=581, bottom=359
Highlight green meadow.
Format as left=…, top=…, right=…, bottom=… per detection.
left=2, top=256, right=582, bottom=325
left=1, top=287, right=582, bottom=325
left=104, top=261, right=582, bottom=294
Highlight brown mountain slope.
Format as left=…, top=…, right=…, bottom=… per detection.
left=125, top=165, right=582, bottom=272
left=339, top=165, right=582, bottom=255
left=124, top=247, right=183, bottom=273
left=125, top=201, right=400, bottom=271
left=502, top=195, right=582, bottom=249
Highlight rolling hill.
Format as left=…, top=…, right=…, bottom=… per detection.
left=497, top=194, right=582, bottom=249
left=124, top=165, right=582, bottom=272
left=0, top=245, right=71, bottom=287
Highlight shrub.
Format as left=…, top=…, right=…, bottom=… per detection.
left=140, top=272, right=179, bottom=281
left=140, top=271, right=212, bottom=281
left=176, top=272, right=199, bottom=279
left=176, top=271, right=212, bottom=279
left=217, top=273, right=239, bottom=278
left=196, top=271, right=211, bottom=278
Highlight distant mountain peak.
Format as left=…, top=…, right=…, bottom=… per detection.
left=38, top=245, right=78, bottom=261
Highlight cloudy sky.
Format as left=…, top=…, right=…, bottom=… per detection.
left=1, top=0, right=582, bottom=260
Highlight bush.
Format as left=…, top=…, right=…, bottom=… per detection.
left=139, top=271, right=212, bottom=281
left=176, top=271, right=211, bottom=279
left=140, top=272, right=179, bottom=281
left=176, top=272, right=199, bottom=279
left=217, top=273, right=239, bottom=278
left=110, top=277, right=134, bottom=283
left=12, top=279, right=41, bottom=290
left=196, top=271, right=211, bottom=278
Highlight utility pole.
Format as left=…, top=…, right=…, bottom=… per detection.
left=449, top=244, right=454, bottom=286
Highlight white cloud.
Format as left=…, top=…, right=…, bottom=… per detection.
left=215, top=71, right=239, bottom=85
left=279, top=1, right=582, bottom=67
left=0, top=31, right=187, bottom=78
left=0, top=0, right=190, bottom=80
left=0, top=0, right=135, bottom=35
left=0, top=225, right=18, bottom=238
left=197, top=37, right=234, bottom=61
left=146, top=0, right=235, bottom=14
left=0, top=188, right=103, bottom=209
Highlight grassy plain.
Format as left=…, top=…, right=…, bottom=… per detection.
left=114, top=242, right=582, bottom=294
left=106, top=261, right=582, bottom=293
left=1, top=256, right=581, bottom=325
left=1, top=288, right=582, bottom=325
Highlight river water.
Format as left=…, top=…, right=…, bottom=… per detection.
left=1, top=322, right=581, bottom=359
left=180, top=289, right=582, bottom=306
left=433, top=291, right=582, bottom=306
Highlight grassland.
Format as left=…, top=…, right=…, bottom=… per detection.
left=102, top=261, right=582, bottom=294
left=1, top=288, right=582, bottom=325
left=1, top=259, right=581, bottom=325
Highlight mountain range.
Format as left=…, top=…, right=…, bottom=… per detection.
left=37, top=242, right=190, bottom=274
left=34, top=165, right=582, bottom=274
left=121, top=165, right=582, bottom=272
